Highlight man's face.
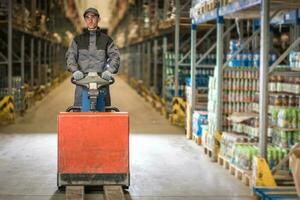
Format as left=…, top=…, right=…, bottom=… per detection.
left=84, top=13, right=99, bottom=29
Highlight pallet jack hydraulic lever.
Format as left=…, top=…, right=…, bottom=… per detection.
left=66, top=72, right=119, bottom=112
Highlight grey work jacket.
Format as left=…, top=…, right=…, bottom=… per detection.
left=65, top=28, right=120, bottom=74
left=65, top=28, right=119, bottom=107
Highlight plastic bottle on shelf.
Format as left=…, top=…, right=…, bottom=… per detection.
left=242, top=51, right=249, bottom=67
left=237, top=53, right=242, bottom=68
left=248, top=52, right=253, bottom=67
left=230, top=40, right=239, bottom=52
left=212, top=54, right=216, bottom=64
left=289, top=51, right=295, bottom=68
left=297, top=52, right=300, bottom=68
left=253, top=52, right=260, bottom=68
left=269, top=53, right=277, bottom=67
left=227, top=53, right=232, bottom=67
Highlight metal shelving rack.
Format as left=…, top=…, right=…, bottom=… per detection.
left=0, top=0, right=79, bottom=112
left=115, top=0, right=193, bottom=103
left=114, top=0, right=218, bottom=117
left=190, top=0, right=300, bottom=159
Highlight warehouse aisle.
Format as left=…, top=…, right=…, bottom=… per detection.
left=0, top=76, right=254, bottom=200
left=0, top=75, right=182, bottom=134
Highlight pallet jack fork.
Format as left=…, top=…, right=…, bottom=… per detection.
left=57, top=73, right=129, bottom=199
left=66, top=185, right=126, bottom=200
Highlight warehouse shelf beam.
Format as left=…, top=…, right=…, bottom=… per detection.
left=215, top=2, right=224, bottom=135
left=142, top=43, right=146, bottom=82
left=193, top=10, right=217, bottom=25
left=180, top=0, right=191, bottom=13
left=30, top=38, right=34, bottom=87
left=220, top=0, right=261, bottom=16
left=174, top=0, right=180, bottom=97
left=21, top=34, right=25, bottom=84
left=179, top=25, right=216, bottom=65
left=0, top=53, right=7, bottom=62
left=190, top=20, right=196, bottom=112
left=259, top=0, right=270, bottom=159
left=49, top=44, right=53, bottom=68
left=195, top=24, right=216, bottom=46
left=137, top=44, right=142, bottom=80
left=154, top=39, right=158, bottom=93
left=45, top=42, right=49, bottom=82
left=192, top=0, right=300, bottom=25
left=147, top=41, right=151, bottom=87
left=44, top=42, right=47, bottom=65
left=12, top=51, right=21, bottom=62
left=38, top=39, right=41, bottom=86
left=269, top=37, right=300, bottom=73
left=162, top=36, right=167, bottom=99
left=8, top=0, right=12, bottom=95
left=195, top=23, right=236, bottom=66
left=179, top=35, right=191, bottom=52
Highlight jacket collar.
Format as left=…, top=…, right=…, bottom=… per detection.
left=83, top=27, right=101, bottom=34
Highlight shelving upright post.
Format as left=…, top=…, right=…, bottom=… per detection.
left=259, top=0, right=270, bottom=159
left=8, top=0, right=12, bottom=95
left=190, top=20, right=196, bottom=112
left=215, top=2, right=224, bottom=133
left=174, top=0, right=180, bottom=97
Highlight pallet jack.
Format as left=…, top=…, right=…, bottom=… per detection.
left=57, top=72, right=129, bottom=199
left=252, top=144, right=300, bottom=200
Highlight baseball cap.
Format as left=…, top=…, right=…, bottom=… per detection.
left=83, top=8, right=100, bottom=18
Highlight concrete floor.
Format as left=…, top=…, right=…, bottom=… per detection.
left=0, top=76, right=254, bottom=200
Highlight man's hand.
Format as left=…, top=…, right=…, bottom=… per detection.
left=73, top=70, right=84, bottom=80
left=102, top=70, right=113, bottom=81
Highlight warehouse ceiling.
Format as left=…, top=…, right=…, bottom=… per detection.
left=75, top=0, right=115, bottom=29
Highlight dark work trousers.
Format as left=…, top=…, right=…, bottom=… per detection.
left=74, top=85, right=111, bottom=107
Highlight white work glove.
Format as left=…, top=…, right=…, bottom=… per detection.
left=73, top=70, right=84, bottom=80
left=102, top=70, right=113, bottom=81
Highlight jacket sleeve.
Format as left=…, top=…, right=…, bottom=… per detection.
left=106, top=39, right=120, bottom=74
left=65, top=39, right=79, bottom=73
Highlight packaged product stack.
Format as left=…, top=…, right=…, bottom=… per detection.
left=227, top=39, right=277, bottom=68
left=223, top=67, right=259, bottom=131
left=0, top=76, right=25, bottom=113
left=164, top=52, right=214, bottom=112
left=220, top=132, right=249, bottom=160
left=222, top=70, right=300, bottom=171
left=270, top=107, right=300, bottom=148
left=192, top=111, right=208, bottom=140
left=166, top=0, right=176, bottom=19
left=185, top=69, right=213, bottom=111
left=231, top=144, right=288, bottom=170
left=267, top=72, right=300, bottom=153
left=11, top=77, right=25, bottom=113
left=205, top=74, right=217, bottom=149
left=185, top=87, right=208, bottom=111
left=289, top=51, right=300, bottom=70
left=0, top=1, right=6, bottom=16
left=227, top=112, right=270, bottom=138
left=190, top=0, right=217, bottom=17
left=269, top=74, right=300, bottom=95
left=142, top=3, right=150, bottom=31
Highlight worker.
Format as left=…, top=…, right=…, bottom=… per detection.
left=65, top=7, right=120, bottom=107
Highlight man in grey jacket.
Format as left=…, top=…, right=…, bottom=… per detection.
left=66, top=8, right=120, bottom=107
